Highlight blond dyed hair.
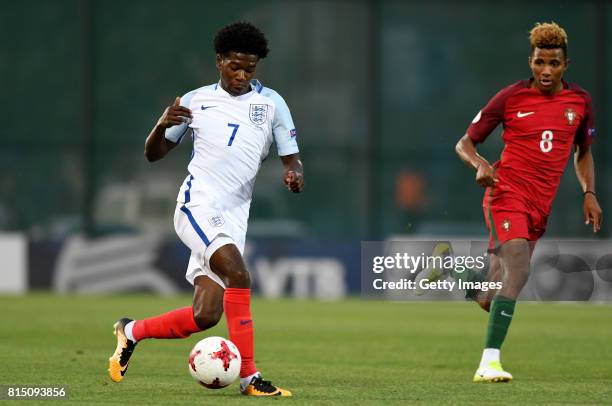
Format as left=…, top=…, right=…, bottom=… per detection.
left=529, top=22, right=568, bottom=56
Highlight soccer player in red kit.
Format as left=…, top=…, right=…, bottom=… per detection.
left=455, top=22, right=602, bottom=382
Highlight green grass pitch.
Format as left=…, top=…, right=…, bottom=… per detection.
left=0, top=294, right=610, bottom=405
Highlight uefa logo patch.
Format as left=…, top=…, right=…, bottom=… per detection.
left=208, top=215, right=224, bottom=228
left=249, top=104, right=268, bottom=125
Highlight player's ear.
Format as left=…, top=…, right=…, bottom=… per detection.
left=215, top=54, right=223, bottom=71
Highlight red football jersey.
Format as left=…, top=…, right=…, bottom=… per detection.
left=467, top=79, right=595, bottom=215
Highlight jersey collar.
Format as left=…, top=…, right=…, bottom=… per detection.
left=215, top=79, right=263, bottom=99
left=526, top=78, right=570, bottom=94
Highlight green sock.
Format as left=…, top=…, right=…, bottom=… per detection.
left=449, top=268, right=486, bottom=300
left=485, top=295, right=516, bottom=349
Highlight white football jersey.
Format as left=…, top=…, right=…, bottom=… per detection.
left=165, top=80, right=299, bottom=221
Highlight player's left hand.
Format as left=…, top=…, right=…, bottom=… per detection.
left=283, top=170, right=304, bottom=193
left=583, top=193, right=602, bottom=233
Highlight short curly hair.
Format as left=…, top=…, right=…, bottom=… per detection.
left=529, top=22, right=568, bottom=56
left=214, top=21, right=269, bottom=59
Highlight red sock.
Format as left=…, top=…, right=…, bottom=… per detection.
left=224, top=288, right=257, bottom=378
left=132, top=306, right=200, bottom=341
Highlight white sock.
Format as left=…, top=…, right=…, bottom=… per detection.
left=240, top=372, right=260, bottom=390
left=479, top=348, right=500, bottom=368
left=124, top=321, right=136, bottom=342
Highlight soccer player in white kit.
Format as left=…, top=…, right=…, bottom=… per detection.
left=108, top=22, right=303, bottom=397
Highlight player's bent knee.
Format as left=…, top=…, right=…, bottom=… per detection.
left=229, top=268, right=251, bottom=288
left=502, top=238, right=530, bottom=254
left=220, top=268, right=251, bottom=289
left=193, top=308, right=223, bottom=330
left=209, top=244, right=251, bottom=288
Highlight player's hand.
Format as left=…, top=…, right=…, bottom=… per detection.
left=283, top=170, right=304, bottom=193
left=475, top=162, right=498, bottom=187
left=157, top=97, right=193, bottom=129
left=583, top=193, right=602, bottom=233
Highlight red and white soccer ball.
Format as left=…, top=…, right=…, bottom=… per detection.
left=188, top=336, right=241, bottom=389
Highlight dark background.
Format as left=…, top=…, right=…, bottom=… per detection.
left=2, top=1, right=609, bottom=242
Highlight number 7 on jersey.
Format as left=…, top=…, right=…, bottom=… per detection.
left=227, top=123, right=240, bottom=146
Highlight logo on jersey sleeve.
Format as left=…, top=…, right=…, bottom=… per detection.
left=564, top=108, right=577, bottom=126
left=472, top=110, right=482, bottom=124
left=249, top=104, right=268, bottom=125
left=290, top=129, right=297, bottom=138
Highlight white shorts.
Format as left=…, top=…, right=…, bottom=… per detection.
left=173, top=203, right=246, bottom=288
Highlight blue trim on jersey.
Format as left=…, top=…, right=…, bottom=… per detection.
left=180, top=206, right=210, bottom=246
left=176, top=126, right=190, bottom=144
left=251, top=79, right=264, bottom=93
left=214, top=83, right=218, bottom=90
left=184, top=175, right=194, bottom=203
left=180, top=174, right=209, bottom=246
left=189, top=131, right=195, bottom=161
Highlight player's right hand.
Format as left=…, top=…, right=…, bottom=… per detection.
left=157, top=97, right=193, bottom=129
left=583, top=193, right=602, bottom=233
left=283, top=170, right=304, bottom=193
left=475, top=162, right=498, bottom=187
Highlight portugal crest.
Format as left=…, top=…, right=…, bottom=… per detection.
left=502, top=219, right=511, bottom=232
left=249, top=104, right=268, bottom=125
left=564, top=108, right=576, bottom=126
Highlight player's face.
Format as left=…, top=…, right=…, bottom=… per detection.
left=528, top=47, right=568, bottom=95
left=216, top=52, right=259, bottom=96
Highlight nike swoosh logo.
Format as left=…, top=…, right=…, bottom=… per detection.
left=120, top=365, right=129, bottom=376
left=239, top=319, right=252, bottom=326
left=517, top=111, right=534, bottom=118
left=501, top=310, right=513, bottom=317
left=201, top=105, right=217, bottom=110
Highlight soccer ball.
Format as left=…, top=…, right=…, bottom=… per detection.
left=188, top=336, right=241, bottom=389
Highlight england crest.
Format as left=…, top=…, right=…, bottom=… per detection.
left=208, top=215, right=224, bottom=228
left=249, top=104, right=268, bottom=125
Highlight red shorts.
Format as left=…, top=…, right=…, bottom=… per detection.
left=482, top=187, right=548, bottom=251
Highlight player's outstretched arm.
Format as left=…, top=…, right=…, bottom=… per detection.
left=574, top=144, right=602, bottom=232
left=144, top=97, right=192, bottom=162
left=455, top=134, right=498, bottom=188
left=280, top=153, right=304, bottom=193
